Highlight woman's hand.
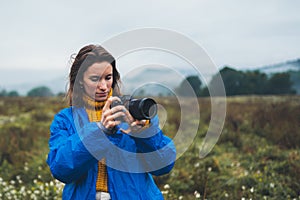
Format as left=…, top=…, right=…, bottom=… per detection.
left=120, top=109, right=150, bottom=134
left=100, top=96, right=126, bottom=130
left=100, top=96, right=150, bottom=134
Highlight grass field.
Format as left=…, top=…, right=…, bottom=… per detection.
left=0, top=96, right=299, bottom=199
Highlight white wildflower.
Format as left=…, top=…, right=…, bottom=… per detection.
left=164, top=184, right=170, bottom=190
left=161, top=190, right=169, bottom=194
left=194, top=190, right=201, bottom=198
left=24, top=166, right=29, bottom=171
left=34, top=190, right=40, bottom=194
left=20, top=186, right=26, bottom=193
left=49, top=181, right=54, bottom=187
left=30, top=193, right=37, bottom=200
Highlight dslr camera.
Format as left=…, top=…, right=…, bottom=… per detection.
left=111, top=96, right=157, bottom=120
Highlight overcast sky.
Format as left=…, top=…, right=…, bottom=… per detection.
left=1, top=0, right=300, bottom=83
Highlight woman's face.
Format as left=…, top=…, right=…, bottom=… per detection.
left=82, top=62, right=113, bottom=102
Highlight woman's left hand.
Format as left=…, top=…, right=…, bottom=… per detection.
left=120, top=109, right=149, bottom=134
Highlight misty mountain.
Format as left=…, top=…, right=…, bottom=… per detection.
left=121, top=66, right=195, bottom=96
left=0, top=69, right=67, bottom=95
left=254, top=59, right=300, bottom=74
left=253, top=59, right=300, bottom=94
left=1, top=58, right=299, bottom=96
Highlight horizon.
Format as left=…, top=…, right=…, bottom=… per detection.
left=1, top=57, right=299, bottom=96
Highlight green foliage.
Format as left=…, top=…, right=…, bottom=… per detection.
left=156, top=95, right=300, bottom=199
left=0, top=96, right=300, bottom=199
left=207, top=66, right=296, bottom=96
left=0, top=97, right=66, bottom=199
left=7, top=91, right=19, bottom=97
left=0, top=89, right=19, bottom=97
left=27, top=86, right=54, bottom=97
left=176, top=75, right=202, bottom=97
left=289, top=70, right=300, bottom=94
left=265, top=72, right=296, bottom=94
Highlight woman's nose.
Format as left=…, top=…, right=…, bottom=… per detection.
left=97, top=79, right=107, bottom=89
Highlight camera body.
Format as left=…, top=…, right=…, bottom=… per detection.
left=111, top=96, right=157, bottom=120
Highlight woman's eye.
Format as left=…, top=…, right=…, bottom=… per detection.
left=90, top=76, right=100, bottom=82
left=105, top=75, right=112, bottom=80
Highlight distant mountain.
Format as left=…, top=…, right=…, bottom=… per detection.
left=0, top=66, right=196, bottom=96
left=121, top=65, right=197, bottom=96
left=253, top=58, right=300, bottom=94
left=2, top=58, right=299, bottom=96
left=0, top=69, right=67, bottom=95
left=254, top=59, right=300, bottom=74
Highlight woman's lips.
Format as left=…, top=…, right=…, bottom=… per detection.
left=96, top=92, right=107, bottom=97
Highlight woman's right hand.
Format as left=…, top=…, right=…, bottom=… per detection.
left=100, top=96, right=126, bottom=130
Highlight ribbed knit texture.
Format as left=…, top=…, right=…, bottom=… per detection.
left=83, top=90, right=112, bottom=192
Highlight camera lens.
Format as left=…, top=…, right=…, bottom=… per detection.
left=129, top=98, right=157, bottom=120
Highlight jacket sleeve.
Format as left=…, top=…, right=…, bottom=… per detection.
left=132, top=116, right=176, bottom=176
left=46, top=109, right=110, bottom=184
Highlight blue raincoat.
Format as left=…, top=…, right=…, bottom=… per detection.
left=47, top=107, right=176, bottom=200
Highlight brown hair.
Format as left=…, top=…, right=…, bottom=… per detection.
left=66, top=44, right=120, bottom=106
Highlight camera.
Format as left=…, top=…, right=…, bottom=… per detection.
left=111, top=96, right=157, bottom=120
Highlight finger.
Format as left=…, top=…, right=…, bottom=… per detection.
left=105, top=120, right=121, bottom=129
left=101, top=109, right=113, bottom=121
left=102, top=104, right=123, bottom=122
left=103, top=96, right=121, bottom=111
left=122, top=109, right=135, bottom=124
left=120, top=128, right=131, bottom=134
left=130, top=121, right=144, bottom=129
left=112, top=110, right=125, bottom=121
left=131, top=121, right=138, bottom=127
left=102, top=110, right=124, bottom=128
left=135, top=120, right=147, bottom=126
left=110, top=105, right=126, bottom=115
left=102, top=97, right=113, bottom=111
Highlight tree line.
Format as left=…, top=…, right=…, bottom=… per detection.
left=0, top=86, right=58, bottom=97
left=176, top=66, right=297, bottom=96
left=0, top=66, right=297, bottom=97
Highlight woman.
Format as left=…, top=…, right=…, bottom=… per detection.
left=46, top=44, right=176, bottom=200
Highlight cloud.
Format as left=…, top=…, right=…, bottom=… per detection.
left=0, top=0, right=299, bottom=72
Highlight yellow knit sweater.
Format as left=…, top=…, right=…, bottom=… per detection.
left=83, top=91, right=112, bottom=192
